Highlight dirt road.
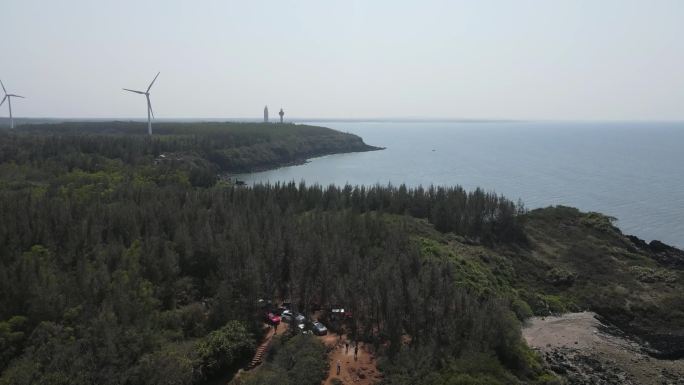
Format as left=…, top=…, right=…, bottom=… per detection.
left=320, top=333, right=382, bottom=385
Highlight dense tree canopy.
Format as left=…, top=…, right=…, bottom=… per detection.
left=0, top=124, right=546, bottom=384
left=0, top=121, right=378, bottom=175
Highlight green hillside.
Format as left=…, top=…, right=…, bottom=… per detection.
left=4, top=121, right=381, bottom=175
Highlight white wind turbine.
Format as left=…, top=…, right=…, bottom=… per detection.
left=123, top=72, right=160, bottom=135
left=1, top=80, right=26, bottom=129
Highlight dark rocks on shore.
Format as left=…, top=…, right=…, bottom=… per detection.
left=541, top=348, right=633, bottom=385
left=627, top=235, right=684, bottom=270
left=641, top=334, right=684, bottom=360
left=545, top=348, right=684, bottom=384
left=596, top=314, right=684, bottom=360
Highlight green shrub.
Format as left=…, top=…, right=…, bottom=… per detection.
left=193, top=321, right=256, bottom=381
left=238, top=364, right=288, bottom=385
left=629, top=266, right=677, bottom=284
left=131, top=342, right=196, bottom=385
left=535, top=372, right=563, bottom=385
left=579, top=212, right=617, bottom=233
left=435, top=352, right=516, bottom=385
left=545, top=268, right=577, bottom=286
left=0, top=316, right=28, bottom=371
left=239, top=335, right=327, bottom=385
left=511, top=298, right=534, bottom=321
left=541, top=295, right=570, bottom=314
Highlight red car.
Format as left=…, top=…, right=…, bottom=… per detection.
left=265, top=312, right=281, bottom=325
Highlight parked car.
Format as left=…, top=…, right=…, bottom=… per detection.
left=312, top=321, right=328, bottom=336
left=273, top=306, right=287, bottom=316
left=281, top=310, right=294, bottom=323
left=257, top=298, right=273, bottom=310
left=264, top=312, right=281, bottom=325
left=295, top=313, right=307, bottom=325
left=330, top=306, right=353, bottom=320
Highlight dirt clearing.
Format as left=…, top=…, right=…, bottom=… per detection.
left=320, top=333, right=382, bottom=385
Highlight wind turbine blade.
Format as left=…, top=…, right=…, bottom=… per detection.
left=123, top=88, right=146, bottom=94
left=11, top=95, right=26, bottom=99
left=147, top=97, right=155, bottom=119
left=0, top=80, right=6, bottom=94
left=0, top=96, right=6, bottom=107
left=147, top=72, right=160, bottom=92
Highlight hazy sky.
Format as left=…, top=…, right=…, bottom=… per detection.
left=2, top=0, right=683, bottom=120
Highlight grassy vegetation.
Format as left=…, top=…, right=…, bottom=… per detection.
left=506, top=206, right=684, bottom=356
left=377, top=203, right=684, bottom=360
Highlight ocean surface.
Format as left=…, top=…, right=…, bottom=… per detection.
left=239, top=121, right=684, bottom=248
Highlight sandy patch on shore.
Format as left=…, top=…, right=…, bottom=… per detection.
left=524, top=312, right=684, bottom=385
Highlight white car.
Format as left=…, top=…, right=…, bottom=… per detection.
left=281, top=310, right=294, bottom=323
left=312, top=321, right=328, bottom=336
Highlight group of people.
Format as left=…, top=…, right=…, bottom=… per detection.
left=336, top=337, right=359, bottom=376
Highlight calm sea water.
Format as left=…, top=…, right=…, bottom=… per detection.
left=239, top=121, right=684, bottom=248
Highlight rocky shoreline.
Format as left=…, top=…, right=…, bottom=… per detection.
left=523, top=312, right=684, bottom=385
left=540, top=346, right=682, bottom=385
left=604, top=235, right=684, bottom=359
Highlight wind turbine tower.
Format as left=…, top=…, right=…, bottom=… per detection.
left=123, top=72, right=160, bottom=135
left=264, top=105, right=269, bottom=122
left=1, top=80, right=26, bottom=129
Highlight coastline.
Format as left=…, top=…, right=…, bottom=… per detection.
left=223, top=144, right=385, bottom=178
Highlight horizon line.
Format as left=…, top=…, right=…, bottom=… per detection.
left=2, top=117, right=684, bottom=124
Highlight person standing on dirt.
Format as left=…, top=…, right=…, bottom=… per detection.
left=354, top=344, right=358, bottom=361
left=336, top=360, right=341, bottom=375
left=345, top=341, right=349, bottom=354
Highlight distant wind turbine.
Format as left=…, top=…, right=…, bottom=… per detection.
left=1, top=80, right=26, bottom=129
left=123, top=72, right=160, bottom=135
